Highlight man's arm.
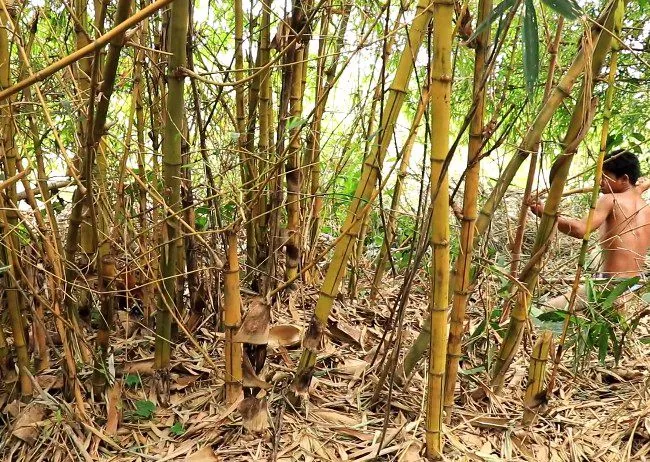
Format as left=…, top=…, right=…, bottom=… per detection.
left=529, top=194, right=614, bottom=239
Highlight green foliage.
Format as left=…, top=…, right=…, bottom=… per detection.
left=133, top=400, right=156, bottom=420
left=522, top=0, right=540, bottom=94
left=170, top=421, right=186, bottom=436
left=469, top=0, right=516, bottom=43
left=195, top=206, right=210, bottom=231
left=124, top=373, right=142, bottom=388
left=538, top=277, right=643, bottom=371
left=540, top=0, right=581, bottom=20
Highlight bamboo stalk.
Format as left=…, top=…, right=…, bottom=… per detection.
left=224, top=230, right=243, bottom=403
left=490, top=1, right=623, bottom=392
left=369, top=86, right=428, bottom=302
left=472, top=2, right=617, bottom=244
left=19, top=77, right=85, bottom=411
left=285, top=45, right=306, bottom=283
left=442, top=0, right=491, bottom=423
left=0, top=2, right=31, bottom=396
left=546, top=45, right=621, bottom=400
left=347, top=210, right=370, bottom=298
left=91, top=0, right=134, bottom=392
left=425, top=0, right=453, bottom=455
left=522, top=330, right=552, bottom=426
left=292, top=0, right=435, bottom=395
left=234, top=0, right=256, bottom=275
left=254, top=0, right=272, bottom=282
left=305, top=4, right=352, bottom=266
left=154, top=0, right=189, bottom=373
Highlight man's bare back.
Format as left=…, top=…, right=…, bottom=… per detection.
left=599, top=188, right=650, bottom=276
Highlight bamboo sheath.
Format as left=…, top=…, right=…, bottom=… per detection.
left=292, top=0, right=435, bottom=393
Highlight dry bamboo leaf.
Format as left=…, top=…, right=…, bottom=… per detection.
left=4, top=400, right=20, bottom=418
left=268, top=324, right=302, bottom=349
left=36, top=374, right=64, bottom=390
left=510, top=435, right=534, bottom=459
left=461, top=433, right=484, bottom=449
left=105, top=381, right=122, bottom=436
left=299, top=432, right=314, bottom=462
left=399, top=441, right=422, bottom=461
left=334, top=359, right=368, bottom=379
left=334, top=427, right=374, bottom=441
left=185, top=446, right=219, bottom=462
left=327, top=320, right=362, bottom=347
left=311, top=409, right=358, bottom=426
left=118, top=311, right=139, bottom=337
left=120, top=358, right=155, bottom=376
left=468, top=416, right=511, bottom=429
left=532, top=444, right=550, bottom=461
left=170, top=374, right=200, bottom=391
left=12, top=403, right=47, bottom=445
left=287, top=292, right=300, bottom=322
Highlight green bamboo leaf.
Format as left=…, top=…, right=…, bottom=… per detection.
left=602, top=276, right=639, bottom=309
left=540, top=0, right=581, bottom=20
left=522, top=0, right=539, bottom=94
left=598, top=324, right=608, bottom=364
left=468, top=0, right=516, bottom=43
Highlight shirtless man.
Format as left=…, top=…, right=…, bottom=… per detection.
left=529, top=150, right=650, bottom=310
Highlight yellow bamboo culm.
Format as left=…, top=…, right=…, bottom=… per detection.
left=224, top=230, right=243, bottom=404
left=442, top=0, right=491, bottom=423
left=522, top=331, right=553, bottom=426
left=291, top=0, right=435, bottom=394
left=426, top=0, right=453, bottom=456
left=285, top=48, right=305, bottom=282
left=0, top=3, right=31, bottom=396
left=369, top=86, right=429, bottom=302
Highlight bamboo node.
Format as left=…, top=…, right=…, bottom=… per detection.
left=303, top=316, right=324, bottom=351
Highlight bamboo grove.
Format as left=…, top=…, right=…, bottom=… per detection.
left=0, top=0, right=644, bottom=457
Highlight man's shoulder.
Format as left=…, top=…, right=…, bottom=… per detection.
left=598, top=193, right=617, bottom=207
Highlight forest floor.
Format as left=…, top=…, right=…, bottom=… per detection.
left=1, top=207, right=650, bottom=461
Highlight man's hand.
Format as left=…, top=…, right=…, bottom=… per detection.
left=528, top=198, right=545, bottom=217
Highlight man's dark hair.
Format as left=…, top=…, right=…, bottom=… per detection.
left=603, top=149, right=641, bottom=185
